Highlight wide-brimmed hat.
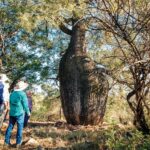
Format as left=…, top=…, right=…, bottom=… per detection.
left=15, top=81, right=28, bottom=91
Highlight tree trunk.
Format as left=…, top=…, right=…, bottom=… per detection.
left=133, top=103, right=149, bottom=134
left=127, top=87, right=149, bottom=134
left=59, top=20, right=109, bottom=125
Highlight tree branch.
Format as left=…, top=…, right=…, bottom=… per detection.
left=59, top=23, right=72, bottom=35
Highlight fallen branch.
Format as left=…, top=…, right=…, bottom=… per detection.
left=28, top=121, right=55, bottom=126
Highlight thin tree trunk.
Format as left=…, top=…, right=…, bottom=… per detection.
left=127, top=88, right=149, bottom=134
left=133, top=103, right=149, bottom=134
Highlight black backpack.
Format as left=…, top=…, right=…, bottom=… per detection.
left=0, top=81, right=4, bottom=105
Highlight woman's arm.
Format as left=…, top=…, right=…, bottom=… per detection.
left=21, top=92, right=30, bottom=116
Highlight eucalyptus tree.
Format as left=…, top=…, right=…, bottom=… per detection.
left=0, top=0, right=63, bottom=90
left=0, top=0, right=27, bottom=86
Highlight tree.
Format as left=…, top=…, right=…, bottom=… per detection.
left=0, top=0, right=64, bottom=90
left=18, top=0, right=109, bottom=125
left=59, top=19, right=109, bottom=125
left=89, top=0, right=150, bottom=133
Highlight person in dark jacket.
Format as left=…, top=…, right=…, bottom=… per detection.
left=24, top=91, right=33, bottom=128
left=0, top=76, right=5, bottom=128
left=4, top=81, right=30, bottom=148
left=0, top=76, right=4, bottom=105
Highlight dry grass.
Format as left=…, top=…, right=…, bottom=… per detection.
left=1, top=121, right=150, bottom=150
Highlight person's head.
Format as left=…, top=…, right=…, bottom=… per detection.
left=14, top=80, right=28, bottom=91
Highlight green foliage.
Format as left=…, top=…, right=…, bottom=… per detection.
left=31, top=87, right=61, bottom=121
left=19, top=0, right=87, bottom=31
left=32, top=126, right=61, bottom=139
left=72, top=142, right=99, bottom=150
left=64, top=130, right=88, bottom=142
left=28, top=124, right=150, bottom=149
left=104, top=129, right=150, bottom=149
left=104, top=89, right=133, bottom=125
left=0, top=0, right=70, bottom=86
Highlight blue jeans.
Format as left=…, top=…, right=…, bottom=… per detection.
left=5, top=113, right=24, bottom=144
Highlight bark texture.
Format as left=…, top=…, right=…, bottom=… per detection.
left=59, top=21, right=109, bottom=125
left=127, top=87, right=149, bottom=134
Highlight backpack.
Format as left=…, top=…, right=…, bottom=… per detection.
left=0, top=81, right=4, bottom=105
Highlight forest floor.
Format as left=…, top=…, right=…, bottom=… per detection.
left=1, top=120, right=150, bottom=150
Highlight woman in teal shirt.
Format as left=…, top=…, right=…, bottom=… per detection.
left=4, top=81, right=30, bottom=148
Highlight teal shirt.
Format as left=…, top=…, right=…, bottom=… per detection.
left=9, top=90, right=30, bottom=116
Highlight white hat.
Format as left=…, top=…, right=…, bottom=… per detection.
left=15, top=81, right=28, bottom=91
